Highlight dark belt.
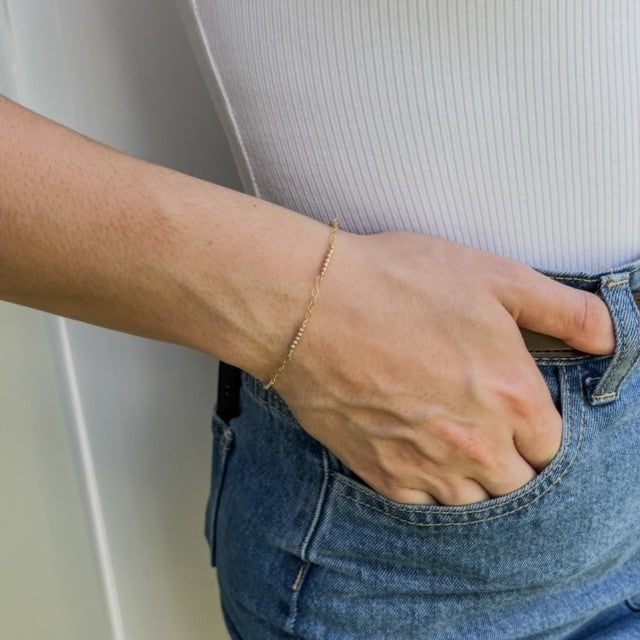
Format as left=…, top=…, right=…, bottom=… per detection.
left=216, top=291, right=640, bottom=420
left=216, top=360, right=242, bottom=422
left=521, top=291, right=640, bottom=358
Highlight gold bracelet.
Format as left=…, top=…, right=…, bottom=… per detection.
left=263, top=218, right=340, bottom=390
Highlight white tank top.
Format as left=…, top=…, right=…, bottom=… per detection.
left=176, top=0, right=640, bottom=272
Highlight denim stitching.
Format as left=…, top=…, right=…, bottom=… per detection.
left=285, top=563, right=309, bottom=634
left=291, top=563, right=309, bottom=591
left=606, top=278, right=630, bottom=288
left=330, top=430, right=569, bottom=515
left=543, top=264, right=640, bottom=283
left=591, top=283, right=640, bottom=402
left=591, top=391, right=618, bottom=401
left=299, top=448, right=330, bottom=563
left=593, top=351, right=640, bottom=402
left=328, top=367, right=586, bottom=526
left=208, top=421, right=235, bottom=566
left=284, top=448, right=329, bottom=634
left=330, top=418, right=583, bottom=527
left=549, top=276, right=600, bottom=282
left=331, top=365, right=576, bottom=513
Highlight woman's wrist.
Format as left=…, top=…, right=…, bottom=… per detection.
left=155, top=171, right=335, bottom=380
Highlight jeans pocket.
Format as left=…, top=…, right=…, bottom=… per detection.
left=325, top=362, right=583, bottom=526
left=205, top=410, right=235, bottom=567
left=307, top=363, right=600, bottom=589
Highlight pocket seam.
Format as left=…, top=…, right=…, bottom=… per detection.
left=206, top=412, right=235, bottom=566
left=328, top=365, right=586, bottom=526
left=329, top=435, right=579, bottom=527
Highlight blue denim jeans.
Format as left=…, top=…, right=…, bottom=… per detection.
left=205, top=258, right=640, bottom=639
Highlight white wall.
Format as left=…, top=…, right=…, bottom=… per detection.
left=1, top=1, right=239, bottom=638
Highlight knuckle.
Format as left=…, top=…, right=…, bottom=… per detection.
left=488, top=259, right=532, bottom=313
left=439, top=482, right=470, bottom=506
left=502, top=260, right=536, bottom=297
left=533, top=412, right=563, bottom=448
left=562, top=290, right=608, bottom=347
left=580, top=291, right=612, bottom=345
left=580, top=292, right=594, bottom=332
left=434, top=476, right=488, bottom=506
left=374, top=480, right=399, bottom=501
left=359, top=472, right=398, bottom=499
left=510, top=260, right=536, bottom=285
left=450, top=430, right=493, bottom=468
left=376, top=478, right=427, bottom=504
left=573, top=291, right=597, bottom=337
left=496, top=375, right=543, bottom=421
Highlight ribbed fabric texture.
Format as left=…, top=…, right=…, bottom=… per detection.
left=185, top=0, right=640, bottom=272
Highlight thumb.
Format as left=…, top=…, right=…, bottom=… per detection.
left=498, top=266, right=616, bottom=355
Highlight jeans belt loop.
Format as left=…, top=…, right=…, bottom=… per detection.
left=588, top=271, right=640, bottom=406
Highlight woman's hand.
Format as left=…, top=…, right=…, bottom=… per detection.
left=272, top=231, right=615, bottom=506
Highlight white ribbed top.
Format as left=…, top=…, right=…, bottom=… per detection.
left=178, top=0, right=640, bottom=272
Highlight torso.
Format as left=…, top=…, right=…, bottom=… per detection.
left=180, top=0, right=640, bottom=272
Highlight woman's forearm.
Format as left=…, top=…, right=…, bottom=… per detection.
left=0, top=93, right=329, bottom=380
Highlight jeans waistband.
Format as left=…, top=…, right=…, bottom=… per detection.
left=532, top=255, right=640, bottom=293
